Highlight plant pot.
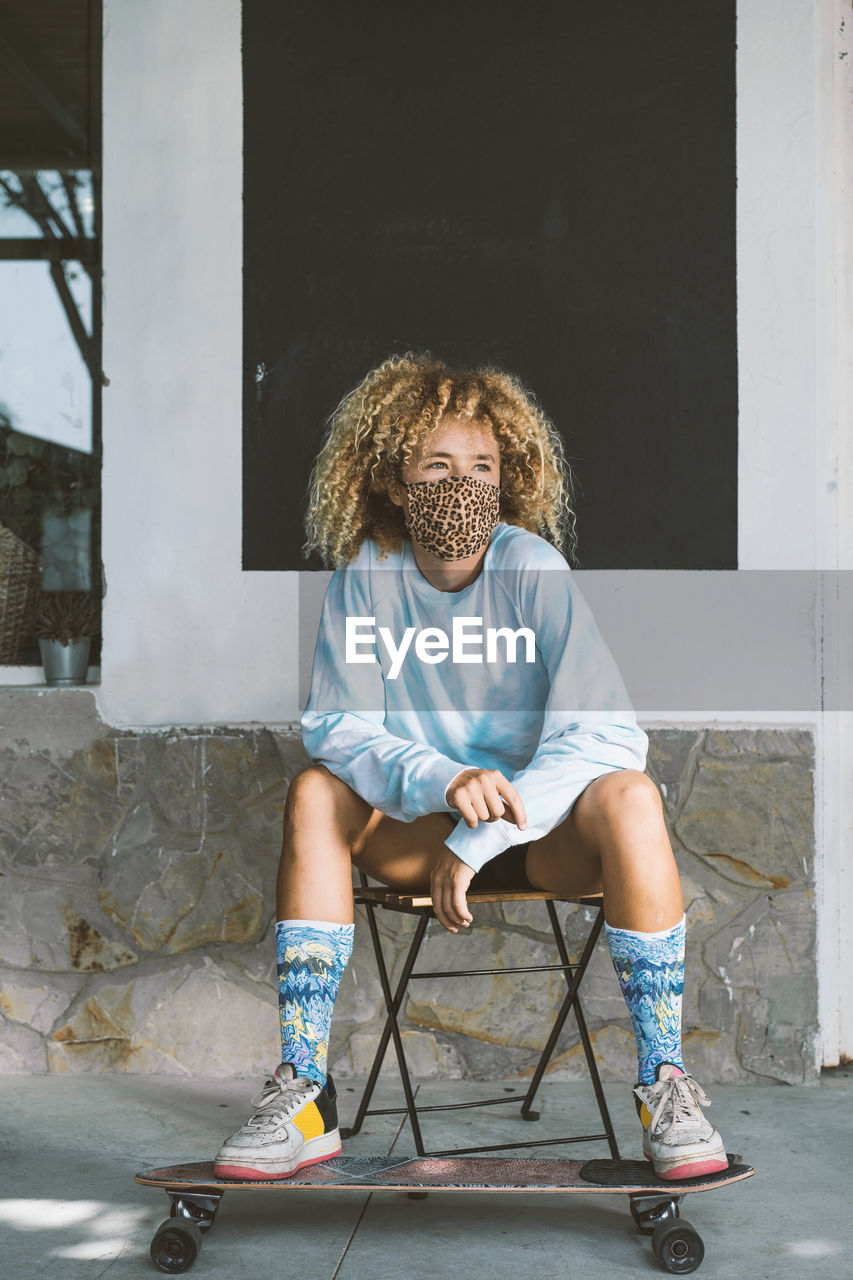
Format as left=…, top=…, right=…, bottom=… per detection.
left=39, top=636, right=91, bottom=685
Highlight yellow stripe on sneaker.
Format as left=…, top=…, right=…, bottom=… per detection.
left=292, top=1099, right=325, bottom=1140
left=639, top=1102, right=653, bottom=1131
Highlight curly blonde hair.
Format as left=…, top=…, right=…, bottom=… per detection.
left=303, top=351, right=579, bottom=568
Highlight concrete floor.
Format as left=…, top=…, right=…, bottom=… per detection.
left=0, top=1068, right=849, bottom=1279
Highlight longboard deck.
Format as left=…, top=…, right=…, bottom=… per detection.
left=136, top=1153, right=753, bottom=1196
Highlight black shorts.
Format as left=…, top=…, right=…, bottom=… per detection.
left=467, top=842, right=534, bottom=892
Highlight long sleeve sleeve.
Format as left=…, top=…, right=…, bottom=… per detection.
left=300, top=566, right=471, bottom=821
left=444, top=557, right=649, bottom=872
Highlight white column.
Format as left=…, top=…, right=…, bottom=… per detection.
left=738, top=0, right=853, bottom=1065
left=99, top=0, right=300, bottom=726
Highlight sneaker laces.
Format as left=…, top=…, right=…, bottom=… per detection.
left=242, top=1072, right=316, bottom=1134
left=636, top=1073, right=713, bottom=1140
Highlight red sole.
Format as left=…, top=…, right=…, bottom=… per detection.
left=213, top=1145, right=342, bottom=1182
left=644, top=1152, right=729, bottom=1180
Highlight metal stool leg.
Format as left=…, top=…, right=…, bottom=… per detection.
left=346, top=900, right=431, bottom=1155
left=519, top=901, right=621, bottom=1159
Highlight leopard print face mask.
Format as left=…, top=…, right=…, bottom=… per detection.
left=403, top=473, right=501, bottom=561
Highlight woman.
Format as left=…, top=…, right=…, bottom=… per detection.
left=214, top=352, right=727, bottom=1182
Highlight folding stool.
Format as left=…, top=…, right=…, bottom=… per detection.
left=341, top=873, right=622, bottom=1160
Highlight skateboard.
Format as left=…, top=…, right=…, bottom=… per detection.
left=136, top=1152, right=753, bottom=1274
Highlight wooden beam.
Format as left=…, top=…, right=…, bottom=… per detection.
left=0, top=237, right=96, bottom=262
left=0, top=30, right=88, bottom=150
left=0, top=157, right=93, bottom=172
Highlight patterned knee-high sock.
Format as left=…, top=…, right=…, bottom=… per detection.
left=276, top=918, right=355, bottom=1087
left=604, top=914, right=686, bottom=1085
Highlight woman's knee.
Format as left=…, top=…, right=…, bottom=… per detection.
left=582, top=769, right=664, bottom=830
left=285, top=763, right=338, bottom=811
left=282, top=764, right=370, bottom=849
left=285, top=763, right=359, bottom=815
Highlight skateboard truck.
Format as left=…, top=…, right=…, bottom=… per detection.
left=167, top=1191, right=223, bottom=1230
left=629, top=1193, right=681, bottom=1233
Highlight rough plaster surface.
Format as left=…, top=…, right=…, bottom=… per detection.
left=0, top=691, right=818, bottom=1082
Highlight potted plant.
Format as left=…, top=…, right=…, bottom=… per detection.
left=34, top=591, right=101, bottom=685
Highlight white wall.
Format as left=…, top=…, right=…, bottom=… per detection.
left=831, top=0, right=853, bottom=1064
left=98, top=0, right=852, bottom=1057
left=100, top=0, right=300, bottom=726
left=735, top=0, right=852, bottom=1066
left=98, top=0, right=850, bottom=725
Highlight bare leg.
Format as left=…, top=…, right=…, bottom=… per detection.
left=524, top=770, right=683, bottom=930
left=278, top=764, right=680, bottom=930
left=275, top=765, right=374, bottom=923
left=527, top=769, right=690, bottom=1095
left=275, top=763, right=459, bottom=922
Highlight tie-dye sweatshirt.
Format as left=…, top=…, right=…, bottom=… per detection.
left=300, top=521, right=648, bottom=873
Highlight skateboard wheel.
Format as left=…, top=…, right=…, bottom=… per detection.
left=150, top=1219, right=203, bottom=1273
left=651, top=1218, right=704, bottom=1274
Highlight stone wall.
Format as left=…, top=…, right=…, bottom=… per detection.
left=0, top=691, right=818, bottom=1082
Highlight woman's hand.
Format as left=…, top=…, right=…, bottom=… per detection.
left=430, top=847, right=477, bottom=932
left=445, top=768, right=527, bottom=831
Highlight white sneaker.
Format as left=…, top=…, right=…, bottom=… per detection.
left=634, top=1062, right=728, bottom=1180
left=214, top=1063, right=342, bottom=1180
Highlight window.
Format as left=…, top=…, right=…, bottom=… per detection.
left=0, top=1, right=102, bottom=670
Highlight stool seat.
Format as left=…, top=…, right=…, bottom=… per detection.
left=345, top=875, right=619, bottom=1160
left=355, top=885, right=604, bottom=911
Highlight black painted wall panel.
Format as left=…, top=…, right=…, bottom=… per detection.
left=243, top=1, right=736, bottom=569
